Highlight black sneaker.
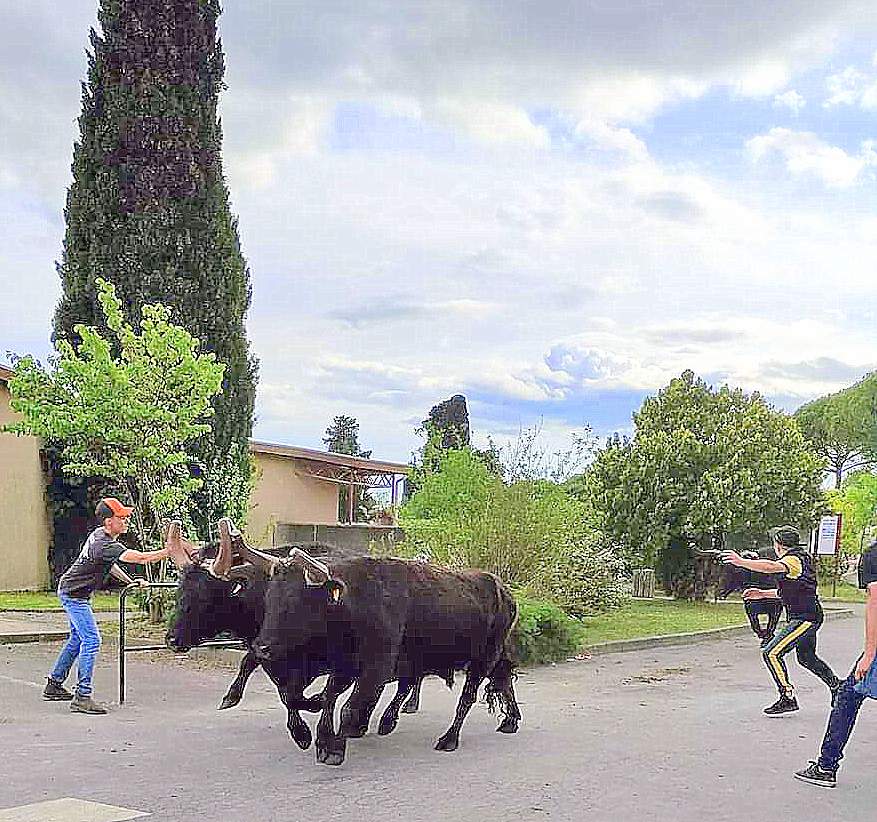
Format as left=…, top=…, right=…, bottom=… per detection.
left=43, top=678, right=74, bottom=701
left=764, top=695, right=799, bottom=716
left=70, top=694, right=108, bottom=715
left=794, top=761, right=836, bottom=788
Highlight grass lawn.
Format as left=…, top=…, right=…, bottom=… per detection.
left=0, top=591, right=127, bottom=611
left=820, top=579, right=867, bottom=604
left=577, top=599, right=750, bottom=646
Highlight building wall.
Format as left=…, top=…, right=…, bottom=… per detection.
left=248, top=453, right=340, bottom=545
left=276, top=523, right=404, bottom=555
left=0, top=382, right=51, bottom=590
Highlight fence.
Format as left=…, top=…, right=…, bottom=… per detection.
left=632, top=568, right=656, bottom=598
left=118, top=582, right=245, bottom=704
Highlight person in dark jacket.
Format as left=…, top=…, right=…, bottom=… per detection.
left=794, top=540, right=877, bottom=787
left=43, top=498, right=169, bottom=714
left=722, top=525, right=840, bottom=716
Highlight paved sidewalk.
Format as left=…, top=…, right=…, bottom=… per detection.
left=0, top=611, right=118, bottom=643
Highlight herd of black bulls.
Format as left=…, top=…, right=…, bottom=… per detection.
left=164, top=519, right=522, bottom=766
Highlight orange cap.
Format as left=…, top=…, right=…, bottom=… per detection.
left=96, top=497, right=134, bottom=519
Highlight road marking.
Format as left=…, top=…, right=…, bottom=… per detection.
left=0, top=798, right=149, bottom=821
left=0, top=674, right=42, bottom=690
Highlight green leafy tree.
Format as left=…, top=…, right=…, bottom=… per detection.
left=827, top=471, right=877, bottom=563
left=408, top=396, right=501, bottom=498
left=580, top=370, right=823, bottom=599
left=52, top=0, right=257, bottom=537
left=323, top=414, right=374, bottom=522
left=795, top=372, right=877, bottom=487
left=398, top=447, right=626, bottom=616
left=5, top=278, right=224, bottom=585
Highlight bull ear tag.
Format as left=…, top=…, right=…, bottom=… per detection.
left=326, top=581, right=343, bottom=603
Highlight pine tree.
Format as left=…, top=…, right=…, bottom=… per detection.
left=52, top=0, right=257, bottom=536
left=323, top=415, right=372, bottom=459
left=423, top=395, right=471, bottom=449
left=323, top=415, right=373, bottom=521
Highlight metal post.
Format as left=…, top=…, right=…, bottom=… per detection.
left=118, top=581, right=244, bottom=705
left=119, top=584, right=133, bottom=703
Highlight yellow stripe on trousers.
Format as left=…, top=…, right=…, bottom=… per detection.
left=766, top=620, right=814, bottom=692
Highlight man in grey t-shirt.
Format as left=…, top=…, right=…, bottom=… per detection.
left=44, top=498, right=170, bottom=714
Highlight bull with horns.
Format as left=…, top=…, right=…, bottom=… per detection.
left=164, top=519, right=430, bottom=749
left=227, top=523, right=522, bottom=766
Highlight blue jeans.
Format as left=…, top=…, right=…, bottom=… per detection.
left=818, top=658, right=867, bottom=772
left=49, top=592, right=101, bottom=697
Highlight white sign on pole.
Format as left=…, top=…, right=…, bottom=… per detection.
left=816, top=514, right=842, bottom=556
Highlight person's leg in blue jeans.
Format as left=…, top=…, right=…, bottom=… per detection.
left=818, top=661, right=867, bottom=772
left=49, top=604, right=81, bottom=687
left=50, top=594, right=101, bottom=697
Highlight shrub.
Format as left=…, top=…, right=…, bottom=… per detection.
left=512, top=596, right=586, bottom=665
left=398, top=447, right=628, bottom=616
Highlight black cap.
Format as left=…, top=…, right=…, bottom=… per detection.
left=770, top=525, right=802, bottom=548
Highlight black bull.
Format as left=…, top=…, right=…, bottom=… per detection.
left=166, top=547, right=431, bottom=750
left=252, top=549, right=522, bottom=766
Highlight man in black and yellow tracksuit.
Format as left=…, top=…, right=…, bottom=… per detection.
left=723, top=525, right=840, bottom=716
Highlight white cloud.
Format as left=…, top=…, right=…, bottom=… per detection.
left=746, top=128, right=877, bottom=187
left=773, top=89, right=807, bottom=113
left=430, top=100, right=550, bottom=148
left=824, top=65, right=877, bottom=109
left=574, top=118, right=650, bottom=161
left=734, top=61, right=792, bottom=97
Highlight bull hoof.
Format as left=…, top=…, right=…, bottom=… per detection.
left=218, top=693, right=241, bottom=710
left=316, top=737, right=346, bottom=765
left=339, top=714, right=368, bottom=738
left=289, top=722, right=313, bottom=750
left=377, top=714, right=398, bottom=736
left=434, top=733, right=459, bottom=752
left=401, top=701, right=419, bottom=715
left=496, top=717, right=519, bottom=734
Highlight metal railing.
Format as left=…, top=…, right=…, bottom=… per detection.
left=118, top=582, right=245, bottom=704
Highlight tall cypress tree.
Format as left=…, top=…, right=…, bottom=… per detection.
left=53, top=0, right=257, bottom=536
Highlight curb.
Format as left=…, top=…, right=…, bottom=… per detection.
left=0, top=630, right=70, bottom=644
left=583, top=606, right=854, bottom=657
left=0, top=607, right=856, bottom=657
left=186, top=645, right=248, bottom=666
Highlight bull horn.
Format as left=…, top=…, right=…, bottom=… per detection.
left=166, top=520, right=197, bottom=569
left=231, top=534, right=280, bottom=577
left=212, top=517, right=237, bottom=578
left=286, top=548, right=331, bottom=586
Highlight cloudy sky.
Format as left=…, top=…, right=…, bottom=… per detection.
left=2, top=1, right=877, bottom=462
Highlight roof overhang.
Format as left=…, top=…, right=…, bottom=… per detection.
left=249, top=440, right=410, bottom=479
left=0, top=364, right=14, bottom=383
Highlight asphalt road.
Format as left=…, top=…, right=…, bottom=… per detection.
left=0, top=612, right=874, bottom=822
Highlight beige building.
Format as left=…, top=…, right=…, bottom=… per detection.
left=248, top=441, right=409, bottom=546
left=0, top=364, right=52, bottom=590
left=0, top=363, right=409, bottom=587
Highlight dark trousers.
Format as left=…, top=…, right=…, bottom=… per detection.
left=762, top=618, right=837, bottom=697
left=818, top=658, right=867, bottom=772
left=744, top=598, right=783, bottom=640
